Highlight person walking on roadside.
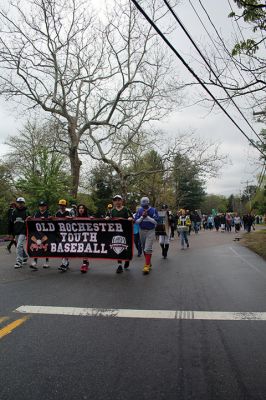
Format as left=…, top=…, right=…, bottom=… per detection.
left=30, top=200, right=51, bottom=270
left=226, top=213, right=232, bottom=232
left=133, top=212, right=142, bottom=257
left=76, top=204, right=92, bottom=273
left=158, top=204, right=171, bottom=259
left=177, top=209, right=191, bottom=250
left=12, top=197, right=30, bottom=268
left=202, top=215, right=207, bottom=230
left=168, top=212, right=176, bottom=239
left=191, top=210, right=201, bottom=234
left=234, top=213, right=241, bottom=233
left=207, top=214, right=214, bottom=230
left=214, top=214, right=221, bottom=232
left=6, top=202, right=17, bottom=253
left=186, top=210, right=192, bottom=235
left=220, top=213, right=226, bottom=232
left=245, top=213, right=255, bottom=233
left=107, top=195, right=133, bottom=273
left=135, top=197, right=159, bottom=274
left=55, top=199, right=70, bottom=272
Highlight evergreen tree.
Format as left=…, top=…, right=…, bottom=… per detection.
left=170, top=153, right=206, bottom=210
left=90, top=164, right=119, bottom=217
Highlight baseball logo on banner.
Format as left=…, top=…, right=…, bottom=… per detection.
left=110, top=236, right=128, bottom=255
left=26, top=218, right=133, bottom=260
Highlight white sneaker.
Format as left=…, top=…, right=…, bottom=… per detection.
left=42, top=262, right=49, bottom=269
left=30, top=261, right=38, bottom=270
left=14, top=262, right=22, bottom=269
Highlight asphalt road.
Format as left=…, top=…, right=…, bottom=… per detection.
left=0, top=229, right=266, bottom=400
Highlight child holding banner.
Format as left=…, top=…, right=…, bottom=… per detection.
left=55, top=199, right=70, bottom=272
left=107, top=195, right=133, bottom=273
left=30, top=200, right=50, bottom=270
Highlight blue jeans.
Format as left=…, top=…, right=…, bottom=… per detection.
left=15, top=234, right=28, bottom=264
left=193, top=221, right=199, bottom=234
left=180, top=230, right=189, bottom=248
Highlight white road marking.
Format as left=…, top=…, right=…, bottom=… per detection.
left=229, top=247, right=266, bottom=278
left=15, top=305, right=266, bottom=321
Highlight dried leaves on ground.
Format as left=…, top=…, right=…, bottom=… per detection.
left=242, top=229, right=266, bottom=260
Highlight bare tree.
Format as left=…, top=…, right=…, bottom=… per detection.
left=0, top=0, right=184, bottom=198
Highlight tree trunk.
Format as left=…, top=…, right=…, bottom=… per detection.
left=68, top=123, right=82, bottom=199
left=69, top=146, right=82, bottom=199
left=120, top=175, right=128, bottom=201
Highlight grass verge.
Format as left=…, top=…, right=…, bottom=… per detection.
left=242, top=229, right=266, bottom=260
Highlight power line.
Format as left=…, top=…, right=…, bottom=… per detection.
left=189, top=0, right=266, bottom=128
left=130, top=0, right=266, bottom=158
left=162, top=0, right=264, bottom=145
left=196, top=0, right=266, bottom=117
left=227, top=0, right=266, bottom=115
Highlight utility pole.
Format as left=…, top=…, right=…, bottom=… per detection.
left=241, top=180, right=254, bottom=212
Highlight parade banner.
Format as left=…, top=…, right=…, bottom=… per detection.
left=26, top=218, right=133, bottom=260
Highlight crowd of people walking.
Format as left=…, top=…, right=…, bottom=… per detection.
left=5, top=196, right=263, bottom=276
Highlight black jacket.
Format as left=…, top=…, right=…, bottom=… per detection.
left=7, top=207, right=15, bottom=235
left=34, top=210, right=51, bottom=218
left=11, top=207, right=30, bottom=235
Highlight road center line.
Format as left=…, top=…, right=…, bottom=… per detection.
left=15, top=306, right=266, bottom=321
left=0, top=316, right=29, bottom=340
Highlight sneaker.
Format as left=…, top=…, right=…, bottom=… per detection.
left=80, top=264, right=89, bottom=273
left=58, top=261, right=69, bottom=271
left=30, top=261, right=38, bottom=270
left=143, top=264, right=151, bottom=274
left=14, top=262, right=22, bottom=269
left=124, top=261, right=130, bottom=270
left=42, top=262, right=49, bottom=269
left=22, top=258, right=28, bottom=265
left=60, top=265, right=69, bottom=272
left=116, top=265, right=123, bottom=274
left=60, top=260, right=69, bottom=272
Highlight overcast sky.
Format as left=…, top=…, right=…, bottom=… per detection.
left=162, top=0, right=262, bottom=196
left=0, top=0, right=262, bottom=196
